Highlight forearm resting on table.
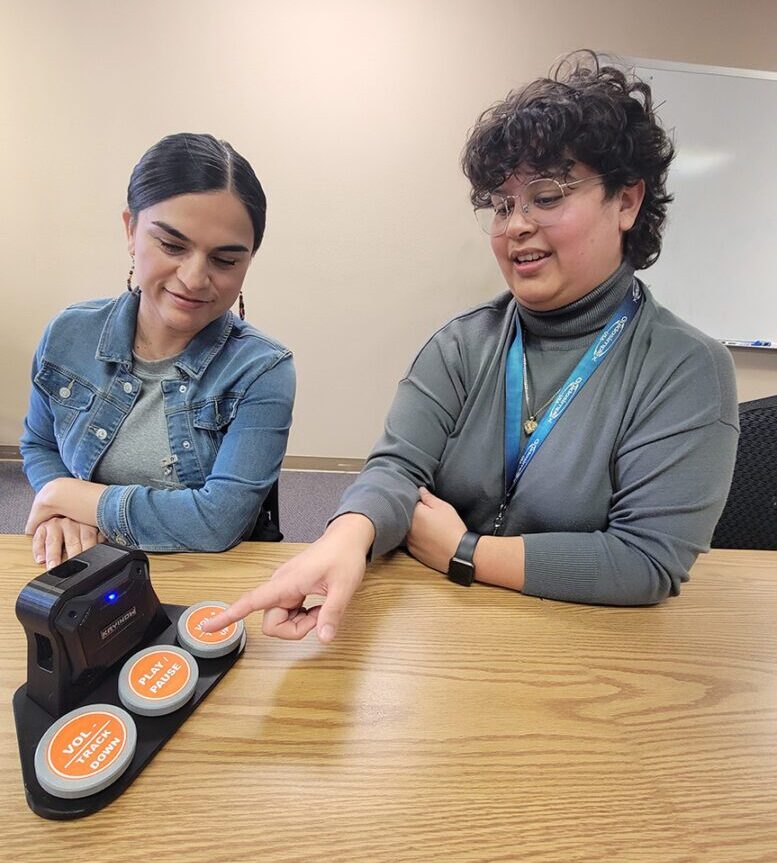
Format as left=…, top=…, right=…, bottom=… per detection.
left=29, top=478, right=106, bottom=530
left=472, top=534, right=526, bottom=592
left=325, top=511, right=376, bottom=555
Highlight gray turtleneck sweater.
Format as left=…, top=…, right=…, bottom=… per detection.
left=333, top=264, right=739, bottom=605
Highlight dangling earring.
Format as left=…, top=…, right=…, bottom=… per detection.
left=238, top=291, right=246, bottom=321
left=126, top=256, right=135, bottom=292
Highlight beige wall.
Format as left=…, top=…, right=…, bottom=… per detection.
left=2, top=0, right=775, bottom=457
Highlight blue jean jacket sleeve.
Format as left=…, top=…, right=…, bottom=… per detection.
left=96, top=355, right=295, bottom=552
left=20, top=329, right=77, bottom=491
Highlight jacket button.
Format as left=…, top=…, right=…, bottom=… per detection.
left=95, top=428, right=107, bottom=440
left=179, top=384, right=187, bottom=393
left=123, top=382, right=133, bottom=394
left=59, top=387, right=71, bottom=399
left=114, top=534, right=127, bottom=545
left=182, top=440, right=191, bottom=449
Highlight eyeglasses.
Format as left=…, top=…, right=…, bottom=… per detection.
left=474, top=174, right=609, bottom=236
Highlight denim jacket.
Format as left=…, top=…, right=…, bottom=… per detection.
left=21, top=291, right=295, bottom=552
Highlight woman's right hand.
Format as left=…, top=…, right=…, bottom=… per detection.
left=31, top=516, right=101, bottom=569
left=203, top=514, right=376, bottom=643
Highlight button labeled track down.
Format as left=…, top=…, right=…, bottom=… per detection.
left=34, top=704, right=137, bottom=799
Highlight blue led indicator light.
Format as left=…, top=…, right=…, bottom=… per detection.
left=106, top=592, right=118, bottom=603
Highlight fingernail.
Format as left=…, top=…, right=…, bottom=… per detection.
left=319, top=624, right=335, bottom=643
left=35, top=556, right=44, bottom=564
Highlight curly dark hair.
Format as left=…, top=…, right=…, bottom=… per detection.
left=461, top=50, right=674, bottom=270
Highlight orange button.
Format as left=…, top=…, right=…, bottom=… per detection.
left=128, top=649, right=191, bottom=700
left=185, top=605, right=238, bottom=644
left=46, top=710, right=129, bottom=779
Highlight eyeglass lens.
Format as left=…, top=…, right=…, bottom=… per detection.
left=475, top=178, right=567, bottom=235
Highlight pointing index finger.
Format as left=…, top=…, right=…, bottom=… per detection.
left=200, top=580, right=288, bottom=632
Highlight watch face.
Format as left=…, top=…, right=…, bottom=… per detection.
left=448, top=558, right=474, bottom=586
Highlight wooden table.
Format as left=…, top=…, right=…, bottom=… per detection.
left=1, top=535, right=776, bottom=863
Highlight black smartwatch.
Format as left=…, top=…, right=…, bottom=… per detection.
left=447, top=531, right=481, bottom=586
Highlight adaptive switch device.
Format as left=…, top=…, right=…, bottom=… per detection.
left=15, top=544, right=168, bottom=717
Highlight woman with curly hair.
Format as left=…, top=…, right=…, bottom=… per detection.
left=207, top=51, right=739, bottom=643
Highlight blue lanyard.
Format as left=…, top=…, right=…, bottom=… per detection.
left=498, top=279, right=643, bottom=532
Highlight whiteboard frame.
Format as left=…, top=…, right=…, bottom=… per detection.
left=625, top=56, right=777, bottom=83
left=618, top=55, right=777, bottom=350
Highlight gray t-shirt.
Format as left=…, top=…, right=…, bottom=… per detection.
left=333, top=264, right=739, bottom=606
left=94, top=354, right=186, bottom=490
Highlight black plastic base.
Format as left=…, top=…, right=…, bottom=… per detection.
left=13, top=603, right=244, bottom=820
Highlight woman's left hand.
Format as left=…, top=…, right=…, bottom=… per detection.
left=25, top=480, right=66, bottom=535
left=25, top=477, right=104, bottom=536
left=406, top=487, right=467, bottom=573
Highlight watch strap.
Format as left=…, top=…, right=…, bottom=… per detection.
left=447, top=530, right=481, bottom=586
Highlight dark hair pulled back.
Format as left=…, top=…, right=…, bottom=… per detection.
left=127, top=133, right=266, bottom=253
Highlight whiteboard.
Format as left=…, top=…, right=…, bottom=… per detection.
left=630, top=58, right=777, bottom=350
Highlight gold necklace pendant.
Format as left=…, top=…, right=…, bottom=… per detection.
left=524, top=417, right=538, bottom=435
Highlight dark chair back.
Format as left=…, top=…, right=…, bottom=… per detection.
left=712, top=395, right=777, bottom=550
left=247, top=479, right=283, bottom=542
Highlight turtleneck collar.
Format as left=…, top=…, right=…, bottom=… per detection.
left=516, top=260, right=636, bottom=341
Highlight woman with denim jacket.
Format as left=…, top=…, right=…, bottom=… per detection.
left=21, top=133, right=295, bottom=567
